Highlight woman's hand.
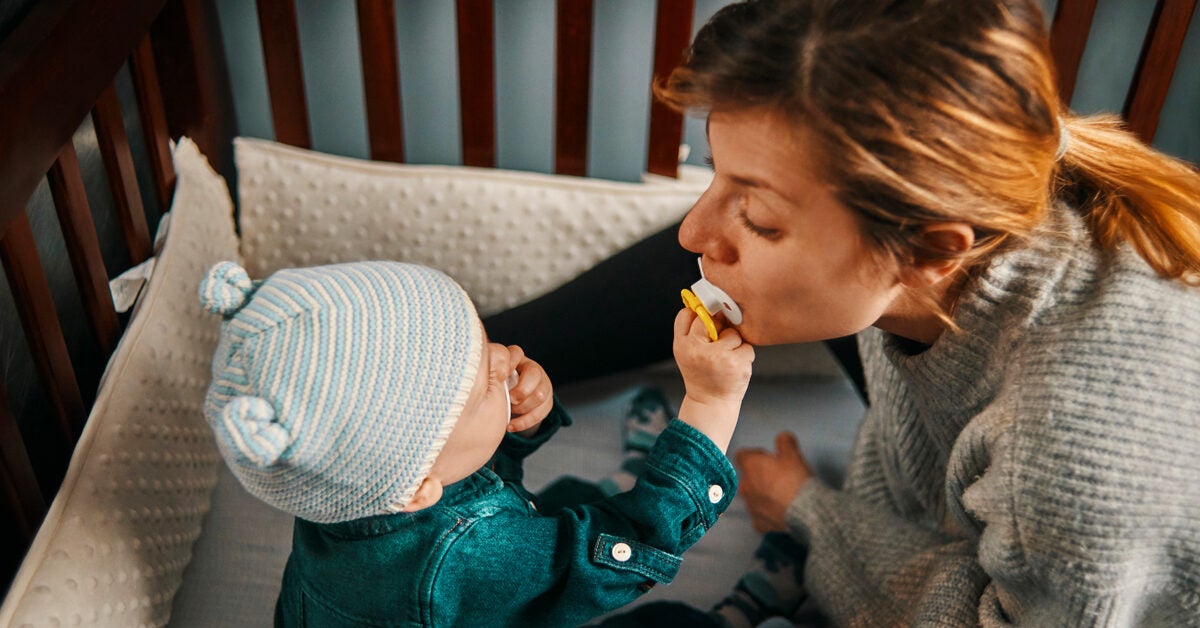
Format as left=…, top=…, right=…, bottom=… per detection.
left=735, top=432, right=814, bottom=533
left=505, top=345, right=555, bottom=435
left=673, top=308, right=755, bottom=452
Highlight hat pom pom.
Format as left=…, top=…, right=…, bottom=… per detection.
left=220, top=396, right=291, bottom=466
left=199, top=261, right=255, bottom=316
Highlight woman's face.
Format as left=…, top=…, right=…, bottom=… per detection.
left=679, top=109, right=905, bottom=346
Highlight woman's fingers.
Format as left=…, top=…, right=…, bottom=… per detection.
left=731, top=432, right=814, bottom=533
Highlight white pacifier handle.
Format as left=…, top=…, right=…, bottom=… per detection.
left=691, top=258, right=743, bottom=325
left=503, top=370, right=518, bottom=418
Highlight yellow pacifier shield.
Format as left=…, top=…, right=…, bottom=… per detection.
left=681, top=288, right=719, bottom=341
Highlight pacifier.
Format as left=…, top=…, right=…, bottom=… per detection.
left=503, top=370, right=519, bottom=419
left=680, top=258, right=743, bottom=341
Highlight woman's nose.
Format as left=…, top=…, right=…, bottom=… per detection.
left=679, top=187, right=736, bottom=264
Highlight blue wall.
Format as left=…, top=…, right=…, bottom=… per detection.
left=215, top=0, right=1200, bottom=181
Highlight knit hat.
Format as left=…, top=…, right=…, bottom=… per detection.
left=198, top=261, right=483, bottom=523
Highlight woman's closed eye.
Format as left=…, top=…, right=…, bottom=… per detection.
left=738, top=208, right=781, bottom=240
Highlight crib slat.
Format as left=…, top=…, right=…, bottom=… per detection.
left=257, top=0, right=312, bottom=148
left=150, top=0, right=238, bottom=180
left=130, top=35, right=177, bottom=214
left=357, top=0, right=405, bottom=163
left=455, top=0, right=497, bottom=167
left=1123, top=0, right=1197, bottom=144
left=647, top=0, right=695, bottom=178
left=0, top=382, right=45, bottom=544
left=0, top=214, right=85, bottom=451
left=554, top=0, right=594, bottom=177
left=47, top=143, right=121, bottom=357
left=1048, top=0, right=1098, bottom=103
left=93, top=83, right=154, bottom=266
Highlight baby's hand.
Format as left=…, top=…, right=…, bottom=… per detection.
left=673, top=308, right=754, bottom=453
left=504, top=345, right=555, bottom=435
left=674, top=308, right=754, bottom=403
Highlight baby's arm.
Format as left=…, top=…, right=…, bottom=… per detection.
left=434, top=416, right=736, bottom=626
left=672, top=308, right=754, bottom=453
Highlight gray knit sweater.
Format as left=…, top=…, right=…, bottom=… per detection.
left=787, top=205, right=1200, bottom=627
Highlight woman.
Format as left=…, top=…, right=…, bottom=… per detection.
left=636, top=0, right=1200, bottom=625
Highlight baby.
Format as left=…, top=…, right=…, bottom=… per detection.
left=198, top=260, right=753, bottom=627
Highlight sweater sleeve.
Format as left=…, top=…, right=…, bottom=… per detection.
left=789, top=399, right=1200, bottom=627
left=429, top=419, right=738, bottom=627
left=787, top=480, right=989, bottom=626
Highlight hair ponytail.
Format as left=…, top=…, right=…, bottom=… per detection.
left=1057, top=114, right=1200, bottom=285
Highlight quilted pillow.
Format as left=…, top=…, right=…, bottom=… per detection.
left=235, top=137, right=710, bottom=315
left=0, top=138, right=239, bottom=627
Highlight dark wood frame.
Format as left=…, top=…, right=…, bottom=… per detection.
left=0, top=0, right=1195, bottom=597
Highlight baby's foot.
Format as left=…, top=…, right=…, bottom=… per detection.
left=597, top=387, right=676, bottom=496
left=710, top=532, right=809, bottom=628
left=623, top=386, right=675, bottom=453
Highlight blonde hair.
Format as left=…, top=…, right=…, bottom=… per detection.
left=658, top=0, right=1200, bottom=320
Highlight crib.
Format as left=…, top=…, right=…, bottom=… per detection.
left=0, top=0, right=1195, bottom=626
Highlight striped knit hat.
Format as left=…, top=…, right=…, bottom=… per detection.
left=199, top=261, right=483, bottom=523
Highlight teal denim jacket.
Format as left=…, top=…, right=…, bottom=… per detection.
left=274, top=401, right=737, bottom=627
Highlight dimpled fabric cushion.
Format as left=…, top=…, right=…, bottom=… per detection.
left=0, top=138, right=239, bottom=627
left=235, top=137, right=710, bottom=315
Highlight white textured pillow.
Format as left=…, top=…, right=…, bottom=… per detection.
left=0, top=138, right=239, bottom=627
left=236, top=137, right=710, bottom=315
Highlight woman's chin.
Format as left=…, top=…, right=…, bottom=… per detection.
left=738, top=323, right=858, bottom=347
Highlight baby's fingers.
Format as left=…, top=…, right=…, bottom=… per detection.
left=714, top=326, right=744, bottom=349
left=507, top=354, right=551, bottom=412
left=674, top=307, right=697, bottom=338
left=509, top=382, right=551, bottom=417
left=508, top=395, right=553, bottom=433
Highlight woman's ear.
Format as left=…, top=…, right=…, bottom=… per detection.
left=401, top=477, right=444, bottom=512
left=903, top=222, right=975, bottom=287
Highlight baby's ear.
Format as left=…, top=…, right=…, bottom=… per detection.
left=400, top=477, right=444, bottom=512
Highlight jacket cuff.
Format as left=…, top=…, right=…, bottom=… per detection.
left=645, top=419, right=738, bottom=529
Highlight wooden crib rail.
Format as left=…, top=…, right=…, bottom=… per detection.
left=256, top=0, right=311, bottom=149
left=47, top=144, right=122, bottom=358
left=357, top=0, right=406, bottom=163
left=1050, top=0, right=1098, bottom=103
left=253, top=0, right=698, bottom=177
left=554, top=0, right=595, bottom=176
left=1052, top=0, right=1198, bottom=143
left=0, top=0, right=195, bottom=589
left=93, top=84, right=155, bottom=267
left=648, top=0, right=695, bottom=178
left=456, top=0, right=497, bottom=168
left=131, top=36, right=178, bottom=214
left=1122, top=0, right=1197, bottom=143
left=0, top=0, right=169, bottom=231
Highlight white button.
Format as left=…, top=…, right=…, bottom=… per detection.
left=708, top=484, right=724, bottom=504
left=611, top=542, right=632, bottom=562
